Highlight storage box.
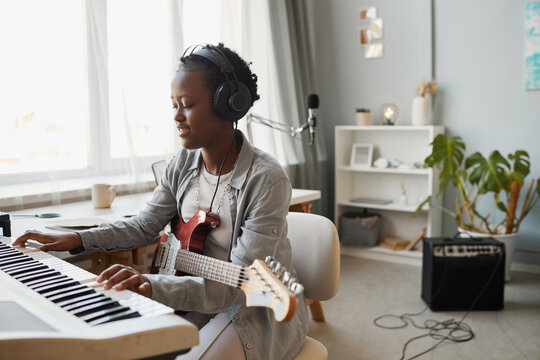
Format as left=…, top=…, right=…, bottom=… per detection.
left=339, top=212, right=380, bottom=247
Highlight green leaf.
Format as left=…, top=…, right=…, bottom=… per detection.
left=508, top=150, right=530, bottom=178
left=425, top=135, right=466, bottom=198
left=497, top=201, right=507, bottom=212
left=413, top=196, right=431, bottom=218
left=466, top=150, right=510, bottom=193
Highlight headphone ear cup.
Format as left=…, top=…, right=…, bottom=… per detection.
left=213, top=81, right=252, bottom=122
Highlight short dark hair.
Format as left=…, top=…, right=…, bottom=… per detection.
left=179, top=43, right=260, bottom=108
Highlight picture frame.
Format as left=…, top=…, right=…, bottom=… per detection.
left=350, top=143, right=373, bottom=168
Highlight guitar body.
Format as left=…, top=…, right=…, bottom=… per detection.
left=150, top=210, right=221, bottom=275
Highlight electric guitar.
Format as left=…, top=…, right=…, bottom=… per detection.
left=150, top=211, right=303, bottom=322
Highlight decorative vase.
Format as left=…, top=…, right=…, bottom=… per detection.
left=411, top=96, right=429, bottom=126
left=458, top=227, right=518, bottom=282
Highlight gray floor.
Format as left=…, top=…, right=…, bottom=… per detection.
left=307, top=255, right=540, bottom=360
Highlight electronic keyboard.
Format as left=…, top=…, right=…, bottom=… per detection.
left=0, top=237, right=198, bottom=360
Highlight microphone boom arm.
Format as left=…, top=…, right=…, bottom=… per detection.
left=246, top=113, right=310, bottom=141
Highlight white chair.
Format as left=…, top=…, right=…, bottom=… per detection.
left=287, top=212, right=340, bottom=360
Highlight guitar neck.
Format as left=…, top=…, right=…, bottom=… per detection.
left=175, top=249, right=245, bottom=288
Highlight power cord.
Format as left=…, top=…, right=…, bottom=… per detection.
left=373, top=242, right=503, bottom=360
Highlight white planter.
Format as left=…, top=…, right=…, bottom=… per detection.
left=356, top=112, right=371, bottom=126
left=411, top=96, right=429, bottom=126
left=458, top=227, right=518, bottom=282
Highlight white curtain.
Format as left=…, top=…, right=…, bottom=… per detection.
left=0, top=0, right=327, bottom=214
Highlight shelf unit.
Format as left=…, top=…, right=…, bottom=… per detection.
left=335, top=125, right=444, bottom=242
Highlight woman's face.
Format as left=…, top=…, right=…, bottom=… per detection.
left=171, top=69, right=230, bottom=149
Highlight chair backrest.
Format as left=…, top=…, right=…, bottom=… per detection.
left=151, top=160, right=167, bottom=186
left=287, top=212, right=340, bottom=301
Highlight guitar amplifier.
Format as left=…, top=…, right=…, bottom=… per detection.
left=421, top=237, right=505, bottom=311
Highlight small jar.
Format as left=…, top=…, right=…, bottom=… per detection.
left=356, top=109, right=371, bottom=126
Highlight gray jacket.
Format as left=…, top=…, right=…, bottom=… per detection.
left=78, top=131, right=309, bottom=360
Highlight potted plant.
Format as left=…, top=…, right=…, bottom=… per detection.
left=415, top=134, right=540, bottom=281
left=355, top=108, right=371, bottom=126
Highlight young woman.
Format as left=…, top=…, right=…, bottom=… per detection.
left=14, top=43, right=308, bottom=360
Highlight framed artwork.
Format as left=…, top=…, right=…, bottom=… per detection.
left=526, top=2, right=540, bottom=90
left=350, top=143, right=373, bottom=168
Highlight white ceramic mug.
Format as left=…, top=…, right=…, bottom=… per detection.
left=91, top=184, right=116, bottom=208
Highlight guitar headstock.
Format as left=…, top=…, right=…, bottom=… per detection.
left=240, top=257, right=304, bottom=322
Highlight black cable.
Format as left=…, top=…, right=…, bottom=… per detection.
left=208, top=127, right=236, bottom=213
left=373, top=248, right=503, bottom=360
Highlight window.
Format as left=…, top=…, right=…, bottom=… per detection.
left=0, top=0, right=176, bottom=186
left=0, top=0, right=88, bottom=176
left=107, top=0, right=173, bottom=158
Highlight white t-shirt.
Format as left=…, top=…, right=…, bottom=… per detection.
left=181, top=166, right=233, bottom=261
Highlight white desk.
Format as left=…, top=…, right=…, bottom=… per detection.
left=8, top=189, right=321, bottom=238
left=6, top=188, right=321, bottom=271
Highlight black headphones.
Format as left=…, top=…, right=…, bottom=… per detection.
left=184, top=44, right=252, bottom=122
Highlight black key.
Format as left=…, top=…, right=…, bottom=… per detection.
left=80, top=305, right=131, bottom=323
left=63, top=294, right=109, bottom=312
left=58, top=293, right=105, bottom=308
left=26, top=274, right=68, bottom=288
left=45, top=284, right=88, bottom=299
left=31, top=277, right=74, bottom=291
left=4, top=263, right=46, bottom=276
left=19, top=270, right=61, bottom=284
left=37, top=280, right=80, bottom=295
left=0, top=256, right=32, bottom=267
left=0, top=246, right=17, bottom=252
left=1, top=260, right=40, bottom=272
left=0, top=254, right=27, bottom=263
left=90, top=309, right=141, bottom=326
left=49, top=287, right=96, bottom=304
left=0, top=250, right=19, bottom=259
left=72, top=299, right=120, bottom=317
left=13, top=268, right=53, bottom=280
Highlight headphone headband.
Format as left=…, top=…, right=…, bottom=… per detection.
left=182, top=44, right=252, bottom=122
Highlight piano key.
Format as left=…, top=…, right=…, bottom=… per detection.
left=1, top=259, right=41, bottom=272
left=0, top=256, right=33, bottom=267
left=62, top=294, right=108, bottom=312
left=26, top=274, right=68, bottom=288
left=72, top=299, right=120, bottom=317
left=36, top=280, right=81, bottom=295
left=49, top=287, right=96, bottom=304
left=0, top=250, right=20, bottom=259
left=80, top=305, right=132, bottom=323
left=0, top=253, right=27, bottom=263
left=19, top=270, right=61, bottom=284
left=4, top=263, right=47, bottom=276
left=44, top=284, right=89, bottom=299
left=0, top=239, right=176, bottom=328
left=13, top=267, right=55, bottom=280
left=89, top=309, right=141, bottom=326
left=31, top=276, right=74, bottom=289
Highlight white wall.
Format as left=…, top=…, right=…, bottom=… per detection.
left=311, top=0, right=540, bottom=264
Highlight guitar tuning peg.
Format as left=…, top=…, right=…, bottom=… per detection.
left=265, top=256, right=275, bottom=264
left=286, top=277, right=297, bottom=288
left=291, top=282, right=304, bottom=297
left=282, top=271, right=291, bottom=283
left=268, top=260, right=278, bottom=270
left=274, top=263, right=284, bottom=278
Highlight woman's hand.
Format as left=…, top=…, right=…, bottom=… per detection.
left=13, top=231, right=83, bottom=252
left=97, top=264, right=152, bottom=298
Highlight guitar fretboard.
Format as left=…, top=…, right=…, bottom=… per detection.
left=175, top=249, right=246, bottom=288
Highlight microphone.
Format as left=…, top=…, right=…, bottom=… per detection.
left=307, top=94, right=319, bottom=145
